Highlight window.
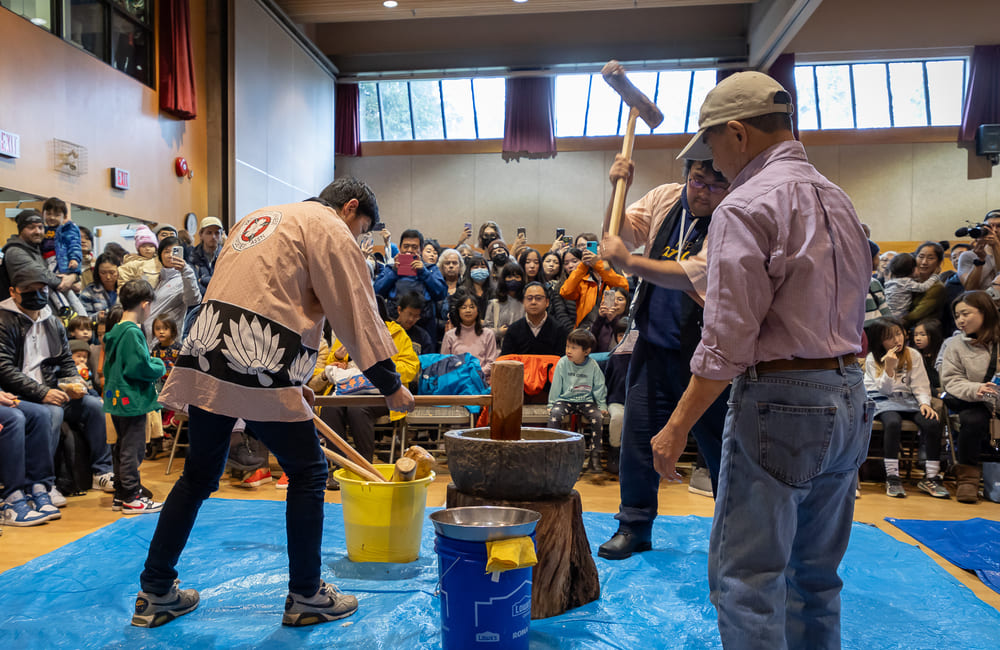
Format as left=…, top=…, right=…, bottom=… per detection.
left=795, top=58, right=967, bottom=130
left=1, top=0, right=154, bottom=87
left=360, top=78, right=507, bottom=141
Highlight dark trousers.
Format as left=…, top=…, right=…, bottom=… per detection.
left=0, top=401, right=54, bottom=499
left=950, top=399, right=992, bottom=465
left=615, top=337, right=729, bottom=534
left=548, top=401, right=603, bottom=442
left=43, top=395, right=112, bottom=474
left=320, top=405, right=389, bottom=463
left=876, top=410, right=941, bottom=462
left=111, top=415, right=147, bottom=499
left=140, top=406, right=328, bottom=597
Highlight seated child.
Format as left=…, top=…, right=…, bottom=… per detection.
left=883, top=253, right=940, bottom=320
left=548, top=328, right=608, bottom=474
left=103, top=280, right=166, bottom=514
left=69, top=339, right=97, bottom=395
left=864, top=318, right=948, bottom=499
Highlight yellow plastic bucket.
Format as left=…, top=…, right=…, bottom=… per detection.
left=334, top=464, right=436, bottom=563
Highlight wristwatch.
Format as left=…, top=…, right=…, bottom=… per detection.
left=974, top=258, right=987, bottom=266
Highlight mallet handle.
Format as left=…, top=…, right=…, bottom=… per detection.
left=314, top=415, right=388, bottom=482
left=609, top=106, right=640, bottom=237
left=321, top=446, right=385, bottom=483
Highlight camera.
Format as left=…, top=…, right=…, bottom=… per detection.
left=955, top=222, right=990, bottom=238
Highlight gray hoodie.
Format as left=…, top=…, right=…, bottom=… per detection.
left=940, top=332, right=997, bottom=403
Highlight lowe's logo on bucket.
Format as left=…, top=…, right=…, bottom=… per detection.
left=512, top=596, right=531, bottom=618
left=476, top=632, right=500, bottom=642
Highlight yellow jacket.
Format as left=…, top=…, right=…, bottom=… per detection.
left=315, top=320, right=419, bottom=421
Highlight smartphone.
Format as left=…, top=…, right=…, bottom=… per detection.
left=517, top=227, right=526, bottom=238
left=464, top=222, right=472, bottom=233
left=602, top=289, right=616, bottom=311
left=586, top=241, right=599, bottom=254
left=561, top=235, right=573, bottom=245
left=555, top=228, right=565, bottom=239
left=396, top=252, right=416, bottom=276
left=171, top=245, right=183, bottom=259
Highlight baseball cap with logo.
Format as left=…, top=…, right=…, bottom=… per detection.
left=677, top=71, right=794, bottom=161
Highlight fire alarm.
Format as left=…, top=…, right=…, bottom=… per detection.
left=174, top=157, right=189, bottom=177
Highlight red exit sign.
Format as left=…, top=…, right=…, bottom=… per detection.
left=111, top=167, right=130, bottom=190
left=0, top=129, right=19, bottom=158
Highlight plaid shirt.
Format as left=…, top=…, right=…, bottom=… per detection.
left=79, top=283, right=116, bottom=318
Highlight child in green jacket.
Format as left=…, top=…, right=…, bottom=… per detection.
left=104, top=279, right=166, bottom=514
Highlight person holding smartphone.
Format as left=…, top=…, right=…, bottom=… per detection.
left=558, top=237, right=628, bottom=330
left=138, top=236, right=202, bottom=347
left=374, top=228, right=448, bottom=345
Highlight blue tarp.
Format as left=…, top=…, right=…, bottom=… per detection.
left=887, top=516, right=1000, bottom=595
left=1, top=499, right=999, bottom=649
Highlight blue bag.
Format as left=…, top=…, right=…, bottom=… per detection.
left=417, top=353, right=488, bottom=396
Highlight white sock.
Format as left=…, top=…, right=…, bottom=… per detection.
left=925, top=461, right=940, bottom=480
left=884, top=458, right=900, bottom=477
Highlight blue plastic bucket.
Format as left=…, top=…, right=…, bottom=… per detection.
left=435, top=534, right=534, bottom=649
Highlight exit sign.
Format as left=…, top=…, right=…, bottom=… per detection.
left=111, top=167, right=130, bottom=190
left=0, top=129, right=19, bottom=158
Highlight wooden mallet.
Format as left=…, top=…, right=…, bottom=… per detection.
left=602, top=60, right=665, bottom=236
left=313, top=415, right=388, bottom=483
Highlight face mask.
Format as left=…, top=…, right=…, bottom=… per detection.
left=482, top=234, right=498, bottom=246
left=492, top=251, right=509, bottom=266
left=19, top=287, right=49, bottom=311
left=506, top=280, right=524, bottom=294
left=470, top=268, right=490, bottom=284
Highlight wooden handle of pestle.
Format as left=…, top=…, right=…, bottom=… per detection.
left=313, top=416, right=388, bottom=482
left=608, top=106, right=640, bottom=237
left=321, top=447, right=385, bottom=483
left=391, top=457, right=417, bottom=482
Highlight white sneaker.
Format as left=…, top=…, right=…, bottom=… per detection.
left=93, top=472, right=115, bottom=493
left=123, top=496, right=163, bottom=515
left=49, top=486, right=68, bottom=508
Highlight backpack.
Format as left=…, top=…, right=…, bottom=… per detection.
left=417, top=353, right=488, bottom=396
left=54, top=423, right=93, bottom=496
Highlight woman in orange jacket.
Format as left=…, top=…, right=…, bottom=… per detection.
left=559, top=246, right=629, bottom=328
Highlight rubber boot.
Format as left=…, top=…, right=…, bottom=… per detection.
left=955, top=463, right=981, bottom=504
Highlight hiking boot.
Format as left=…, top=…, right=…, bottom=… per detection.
left=227, top=432, right=267, bottom=472
left=688, top=467, right=713, bottom=498
left=30, top=485, right=62, bottom=521
left=886, top=475, right=906, bottom=498
left=93, top=472, right=115, bottom=493
left=282, top=580, right=358, bottom=627
left=239, top=468, right=272, bottom=488
left=123, top=496, right=163, bottom=515
left=48, top=486, right=68, bottom=508
left=1, top=491, right=49, bottom=527
left=598, top=530, right=652, bottom=560
left=132, top=579, right=200, bottom=628
left=917, top=475, right=950, bottom=499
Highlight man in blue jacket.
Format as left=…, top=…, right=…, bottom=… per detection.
left=374, top=228, right=447, bottom=344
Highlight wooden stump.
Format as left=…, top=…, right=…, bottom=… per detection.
left=446, top=484, right=601, bottom=619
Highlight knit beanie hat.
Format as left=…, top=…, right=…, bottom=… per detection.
left=133, top=226, right=157, bottom=252
left=15, top=209, right=43, bottom=232
left=69, top=339, right=91, bottom=355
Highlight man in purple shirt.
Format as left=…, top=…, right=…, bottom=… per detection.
left=651, top=72, right=873, bottom=648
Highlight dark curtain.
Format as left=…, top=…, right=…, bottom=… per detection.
left=502, top=77, right=557, bottom=162
left=336, top=83, right=361, bottom=157
left=959, top=45, right=1000, bottom=143
left=768, top=53, right=799, bottom=139
left=158, top=0, right=197, bottom=120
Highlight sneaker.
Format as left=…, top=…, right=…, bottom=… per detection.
left=30, top=485, right=62, bottom=521
left=132, top=579, right=200, bottom=628
left=917, top=475, right=951, bottom=499
left=93, top=472, right=115, bottom=493
left=282, top=580, right=358, bottom=627
left=112, top=497, right=123, bottom=512
left=688, top=467, right=714, bottom=498
left=48, top=486, right=68, bottom=508
left=1, top=491, right=49, bottom=527
left=239, top=468, right=272, bottom=488
left=122, top=496, right=163, bottom=515
left=276, top=473, right=289, bottom=489
left=886, top=475, right=906, bottom=498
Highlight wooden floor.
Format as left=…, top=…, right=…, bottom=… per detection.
left=3, top=454, right=999, bottom=612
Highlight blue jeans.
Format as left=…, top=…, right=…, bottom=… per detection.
left=615, top=337, right=728, bottom=534
left=709, top=365, right=872, bottom=650
left=140, top=406, right=329, bottom=597
left=44, top=395, right=112, bottom=475
left=0, top=401, right=54, bottom=499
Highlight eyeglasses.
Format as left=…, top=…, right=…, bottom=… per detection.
left=688, top=178, right=729, bottom=194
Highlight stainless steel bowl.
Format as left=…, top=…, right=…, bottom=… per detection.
left=430, top=506, right=541, bottom=542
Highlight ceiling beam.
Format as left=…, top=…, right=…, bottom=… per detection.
left=748, top=0, right=823, bottom=69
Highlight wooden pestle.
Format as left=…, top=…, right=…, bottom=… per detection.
left=490, top=360, right=524, bottom=441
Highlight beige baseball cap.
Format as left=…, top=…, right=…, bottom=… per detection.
left=677, top=71, right=794, bottom=161
left=200, top=216, right=223, bottom=231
